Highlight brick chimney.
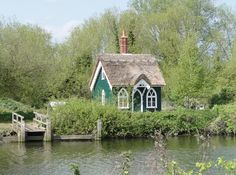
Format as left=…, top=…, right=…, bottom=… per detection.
left=120, top=30, right=128, bottom=54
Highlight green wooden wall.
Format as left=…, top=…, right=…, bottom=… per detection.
left=92, top=70, right=162, bottom=111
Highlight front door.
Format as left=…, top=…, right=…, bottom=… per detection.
left=132, top=79, right=150, bottom=112
left=132, top=89, right=142, bottom=112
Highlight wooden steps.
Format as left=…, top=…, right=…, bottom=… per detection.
left=12, top=112, right=51, bottom=142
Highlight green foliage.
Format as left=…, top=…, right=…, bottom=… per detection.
left=208, top=103, right=236, bottom=135
left=217, top=38, right=236, bottom=103
left=70, top=164, right=81, bottom=175
left=121, top=151, right=132, bottom=175
left=209, top=88, right=234, bottom=108
left=0, top=21, right=65, bottom=107
left=130, top=0, right=236, bottom=104
left=165, top=157, right=236, bottom=175
left=56, top=53, right=92, bottom=99
left=51, top=98, right=97, bottom=135
left=0, top=0, right=236, bottom=109
left=169, top=35, right=206, bottom=106
left=51, top=98, right=217, bottom=137
left=0, top=98, right=32, bottom=112
left=0, top=98, right=34, bottom=122
left=166, top=160, right=194, bottom=175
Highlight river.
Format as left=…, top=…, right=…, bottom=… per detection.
left=0, top=136, right=236, bottom=175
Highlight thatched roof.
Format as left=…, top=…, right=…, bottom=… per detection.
left=90, top=53, right=166, bottom=89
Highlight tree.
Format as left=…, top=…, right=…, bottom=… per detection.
left=168, top=35, right=205, bottom=106
left=129, top=0, right=236, bottom=105
left=1, top=0, right=236, bottom=108
left=0, top=22, right=65, bottom=107
left=213, top=37, right=236, bottom=105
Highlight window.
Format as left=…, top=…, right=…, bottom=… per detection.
left=146, top=88, right=157, bottom=108
left=118, top=88, right=129, bottom=109
left=101, top=69, right=105, bottom=80
left=101, top=90, right=105, bottom=105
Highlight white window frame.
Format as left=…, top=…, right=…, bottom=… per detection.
left=101, top=69, right=105, bottom=80
left=118, top=88, right=129, bottom=109
left=101, top=89, right=105, bottom=105
left=146, top=88, right=157, bottom=108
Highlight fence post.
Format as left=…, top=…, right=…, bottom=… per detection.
left=44, top=118, right=52, bottom=142
left=20, top=121, right=25, bottom=142
left=95, top=119, right=102, bottom=141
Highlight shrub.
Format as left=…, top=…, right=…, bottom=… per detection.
left=51, top=98, right=217, bottom=137
left=0, top=98, right=34, bottom=122
left=209, top=88, right=234, bottom=108
left=208, top=103, right=236, bottom=135
left=166, top=157, right=236, bottom=175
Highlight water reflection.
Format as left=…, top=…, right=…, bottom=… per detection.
left=0, top=136, right=236, bottom=175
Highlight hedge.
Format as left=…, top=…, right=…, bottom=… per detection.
left=0, top=98, right=34, bottom=122
left=51, top=98, right=219, bottom=137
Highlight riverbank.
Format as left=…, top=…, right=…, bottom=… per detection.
left=1, top=98, right=235, bottom=139
left=0, top=122, right=94, bottom=143
left=0, top=135, right=94, bottom=143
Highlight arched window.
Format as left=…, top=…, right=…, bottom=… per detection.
left=146, top=88, right=157, bottom=108
left=118, top=88, right=129, bottom=109
left=101, top=90, right=105, bottom=105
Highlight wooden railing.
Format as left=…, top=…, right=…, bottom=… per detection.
left=33, top=112, right=48, bottom=129
left=12, top=112, right=26, bottom=142
left=12, top=112, right=25, bottom=131
left=33, top=112, right=51, bottom=141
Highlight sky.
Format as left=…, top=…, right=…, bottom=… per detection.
left=0, top=0, right=235, bottom=43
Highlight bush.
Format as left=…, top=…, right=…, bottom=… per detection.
left=209, top=88, right=234, bottom=108
left=166, top=157, right=236, bottom=175
left=51, top=98, right=217, bottom=137
left=208, top=103, right=236, bottom=135
left=0, top=98, right=34, bottom=122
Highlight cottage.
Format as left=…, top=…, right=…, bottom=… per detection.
left=89, top=31, right=165, bottom=112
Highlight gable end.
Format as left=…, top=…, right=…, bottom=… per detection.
left=90, top=61, right=112, bottom=91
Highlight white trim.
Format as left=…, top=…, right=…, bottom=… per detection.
left=101, top=89, right=105, bottom=105
left=132, top=89, right=143, bottom=112
left=131, top=79, right=151, bottom=112
left=90, top=61, right=112, bottom=91
left=118, top=88, right=129, bottom=109
left=134, top=79, right=150, bottom=89
left=146, top=88, right=157, bottom=108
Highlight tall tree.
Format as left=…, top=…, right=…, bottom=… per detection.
left=168, top=35, right=205, bottom=106
left=129, top=0, right=236, bottom=104
left=0, top=22, right=64, bottom=107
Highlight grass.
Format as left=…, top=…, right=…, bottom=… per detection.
left=0, top=123, right=11, bottom=129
